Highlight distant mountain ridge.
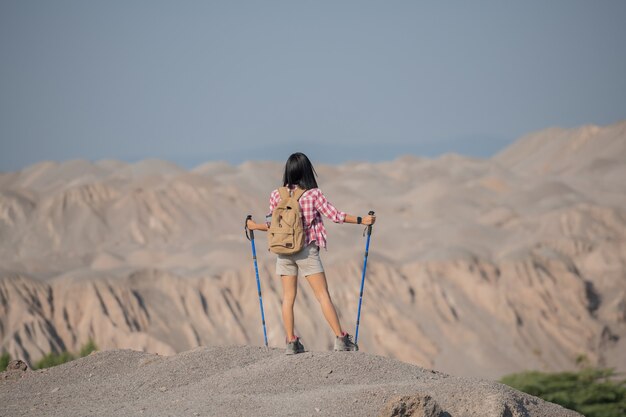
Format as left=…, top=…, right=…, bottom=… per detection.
left=1, top=120, right=625, bottom=378
left=495, top=121, right=626, bottom=177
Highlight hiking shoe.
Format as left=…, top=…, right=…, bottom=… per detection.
left=334, top=332, right=358, bottom=351
left=286, top=336, right=305, bottom=355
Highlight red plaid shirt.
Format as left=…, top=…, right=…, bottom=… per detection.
left=266, top=186, right=346, bottom=249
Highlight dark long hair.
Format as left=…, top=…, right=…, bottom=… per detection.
left=282, top=152, right=319, bottom=190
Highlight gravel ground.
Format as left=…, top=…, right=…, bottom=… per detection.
left=0, top=346, right=581, bottom=417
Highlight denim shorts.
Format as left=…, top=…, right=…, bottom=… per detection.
left=276, top=243, right=324, bottom=277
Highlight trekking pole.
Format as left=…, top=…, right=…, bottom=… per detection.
left=355, top=210, right=375, bottom=345
left=245, top=215, right=269, bottom=347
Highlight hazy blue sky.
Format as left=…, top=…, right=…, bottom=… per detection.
left=1, top=1, right=625, bottom=171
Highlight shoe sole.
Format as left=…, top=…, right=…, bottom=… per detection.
left=333, top=346, right=359, bottom=352
left=286, top=344, right=305, bottom=355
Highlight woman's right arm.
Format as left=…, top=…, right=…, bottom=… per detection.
left=315, top=189, right=375, bottom=226
left=343, top=214, right=376, bottom=225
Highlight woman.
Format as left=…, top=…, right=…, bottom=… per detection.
left=246, top=152, right=376, bottom=354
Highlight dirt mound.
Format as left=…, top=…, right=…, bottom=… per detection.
left=0, top=346, right=580, bottom=417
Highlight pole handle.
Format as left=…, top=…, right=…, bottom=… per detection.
left=365, top=210, right=375, bottom=236
left=245, top=215, right=254, bottom=240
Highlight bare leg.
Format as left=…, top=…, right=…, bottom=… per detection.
left=281, top=275, right=298, bottom=341
left=306, top=272, right=343, bottom=337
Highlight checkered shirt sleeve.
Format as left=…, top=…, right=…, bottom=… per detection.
left=311, top=189, right=346, bottom=224
left=266, top=189, right=281, bottom=226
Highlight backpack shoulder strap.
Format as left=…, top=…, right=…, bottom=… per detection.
left=278, top=187, right=290, bottom=201
left=292, top=187, right=306, bottom=201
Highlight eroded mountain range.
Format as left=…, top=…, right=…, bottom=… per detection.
left=1, top=121, right=624, bottom=378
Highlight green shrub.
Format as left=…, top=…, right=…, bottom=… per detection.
left=35, top=351, right=75, bottom=369
left=501, top=368, right=626, bottom=417
left=0, top=352, right=10, bottom=371
left=79, top=338, right=98, bottom=357
left=35, top=339, right=99, bottom=370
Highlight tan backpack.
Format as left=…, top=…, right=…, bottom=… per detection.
left=268, top=187, right=306, bottom=254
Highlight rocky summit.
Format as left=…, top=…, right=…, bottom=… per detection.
left=0, top=346, right=581, bottom=417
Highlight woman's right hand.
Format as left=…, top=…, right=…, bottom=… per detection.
left=362, top=215, right=376, bottom=226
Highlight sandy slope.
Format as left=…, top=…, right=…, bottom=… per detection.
left=0, top=346, right=580, bottom=417
left=1, top=120, right=625, bottom=378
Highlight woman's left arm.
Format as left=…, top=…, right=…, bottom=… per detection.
left=246, top=219, right=268, bottom=231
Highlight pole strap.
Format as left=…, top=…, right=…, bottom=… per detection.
left=245, top=215, right=254, bottom=241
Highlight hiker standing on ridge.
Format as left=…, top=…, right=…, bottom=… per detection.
left=246, top=152, right=376, bottom=354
